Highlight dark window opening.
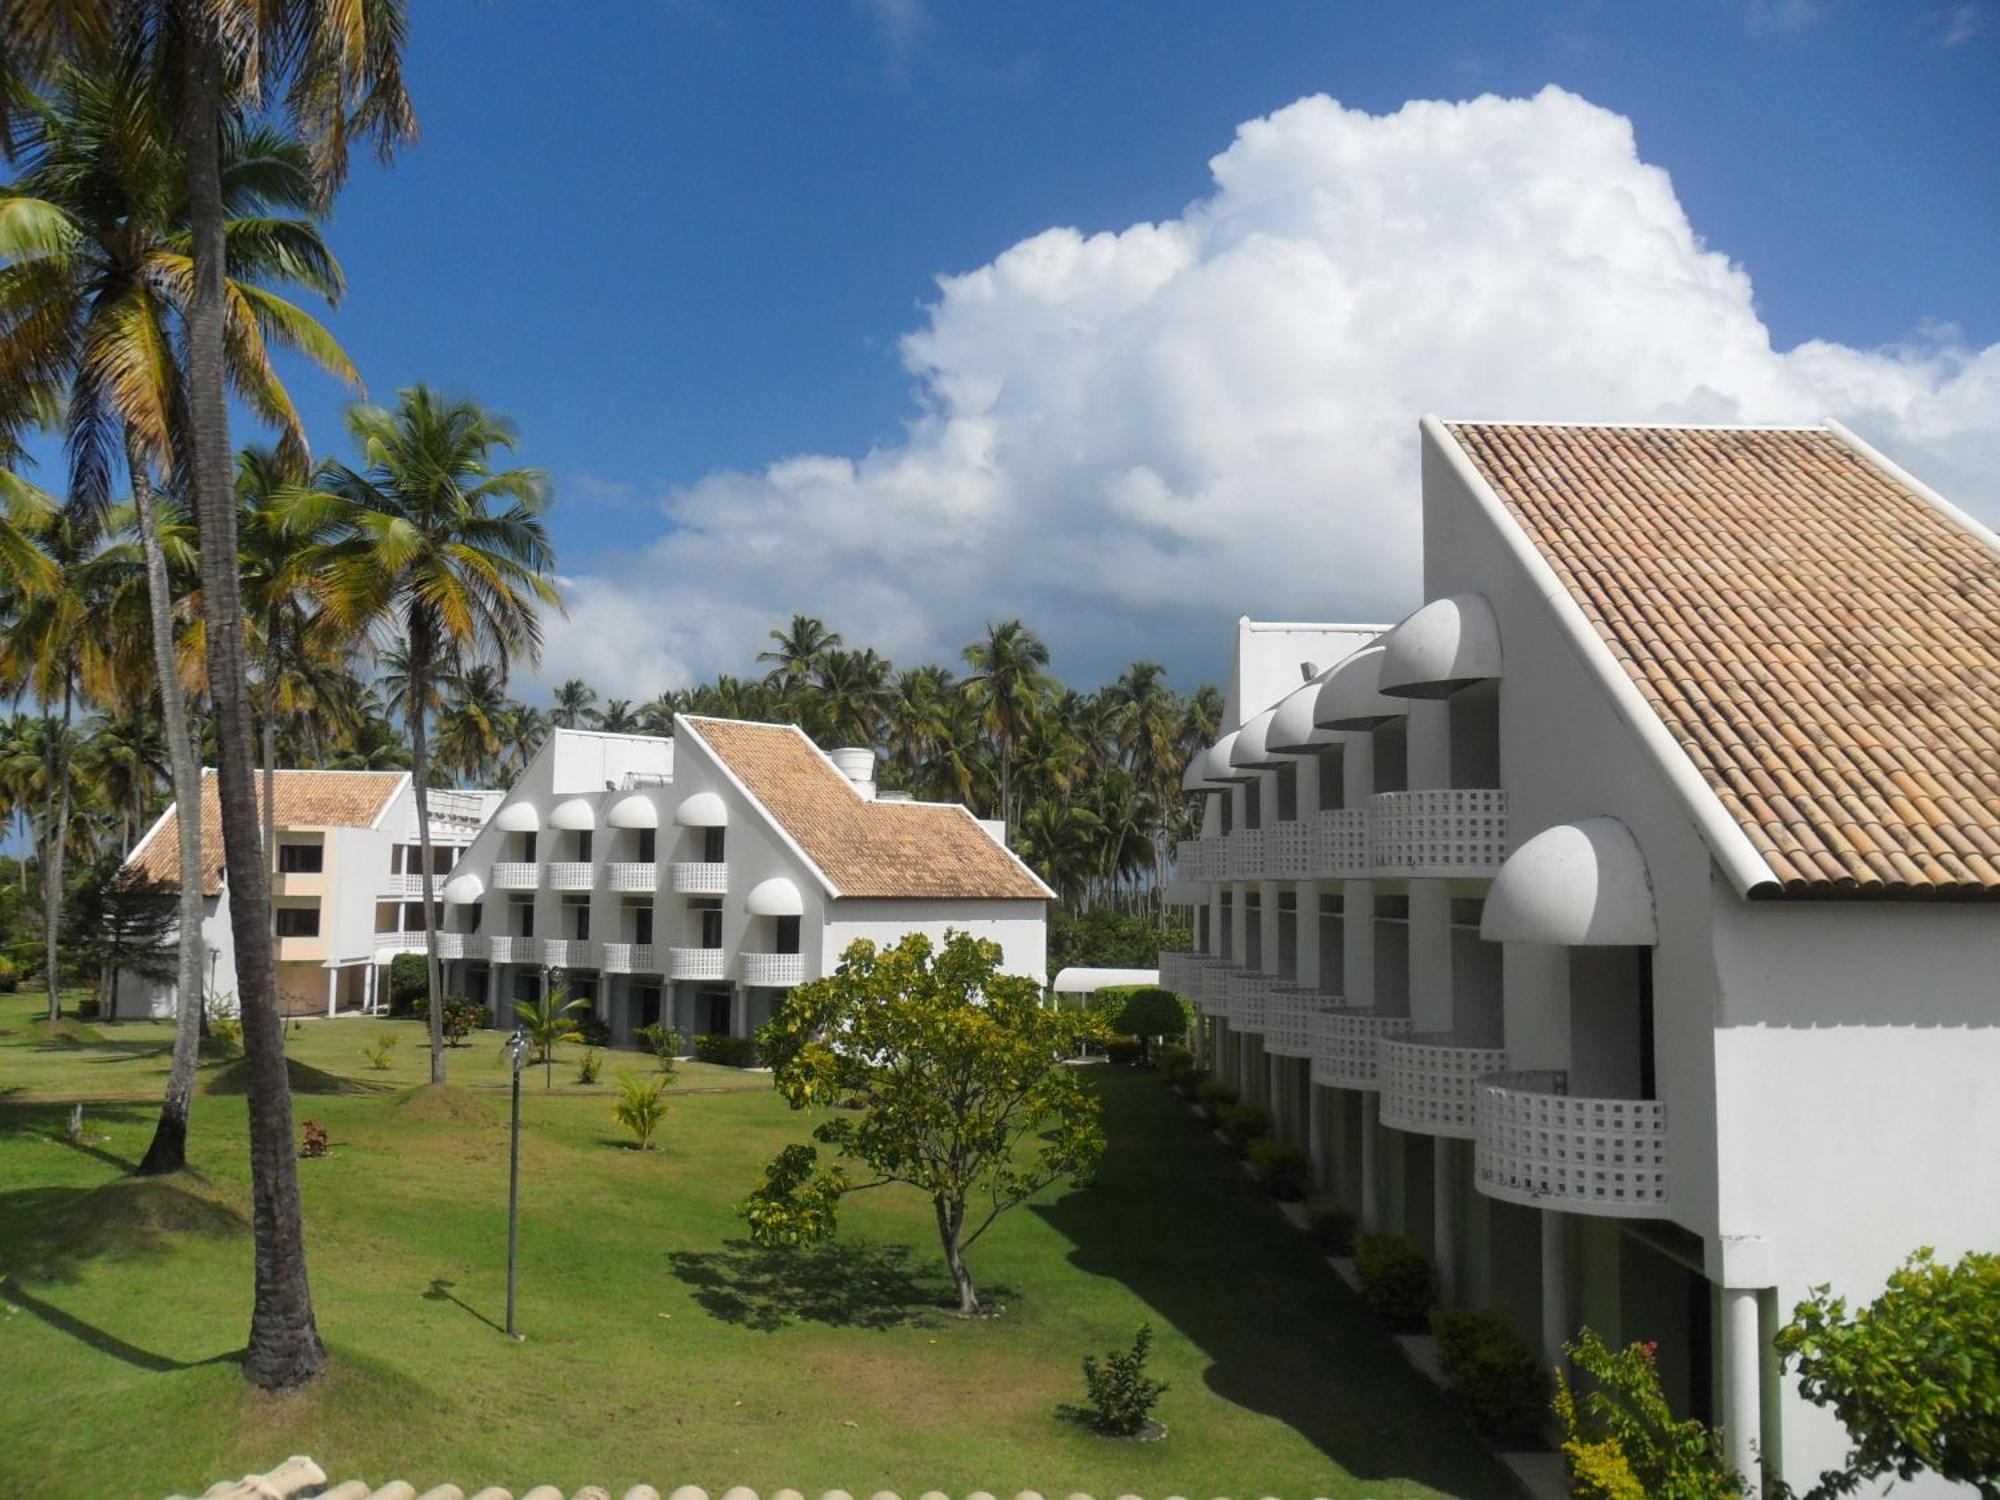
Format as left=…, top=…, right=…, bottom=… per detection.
left=634, top=906, right=654, bottom=945
left=576, top=830, right=593, bottom=863
left=637, top=828, right=656, bottom=863
left=274, top=906, right=320, bottom=938
left=277, top=842, right=323, bottom=873
left=775, top=915, right=801, bottom=954
left=703, top=826, right=726, bottom=863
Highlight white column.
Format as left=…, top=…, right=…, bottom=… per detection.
left=1758, top=1288, right=1785, bottom=1487
left=1434, top=1137, right=1458, bottom=1305
left=1360, top=1091, right=1383, bottom=1232
left=1540, top=1208, right=1570, bottom=1370
left=325, top=967, right=338, bottom=1018
left=1721, top=1286, right=1765, bottom=1496
left=1308, top=1085, right=1328, bottom=1190
left=729, top=985, right=747, bottom=1038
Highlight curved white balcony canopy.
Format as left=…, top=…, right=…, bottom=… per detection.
left=1228, top=706, right=1296, bottom=771
left=1380, top=594, right=1502, bottom=699
left=606, top=791, right=659, bottom=829
left=746, top=875, right=804, bottom=916
left=1181, top=754, right=1218, bottom=793
left=1482, top=817, right=1656, bottom=946
left=1202, top=730, right=1253, bottom=784
left=549, top=796, right=597, bottom=831
left=1312, top=645, right=1409, bottom=731
left=674, top=791, right=729, bottom=827
left=493, top=800, right=539, bottom=833
left=441, top=872, right=485, bottom=906
left=1266, top=674, right=1337, bottom=754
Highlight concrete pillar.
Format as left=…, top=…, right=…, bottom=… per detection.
left=1721, top=1286, right=1764, bottom=1496
left=1308, top=1084, right=1328, bottom=1190
left=364, top=963, right=378, bottom=1014
left=1758, top=1288, right=1785, bottom=1487
left=1434, top=1137, right=1459, bottom=1304
left=729, top=985, right=747, bottom=1038
left=1269, top=1053, right=1285, bottom=1135
left=1360, top=1091, right=1383, bottom=1232
left=1540, top=1208, right=1570, bottom=1370
left=325, top=967, right=338, bottom=1018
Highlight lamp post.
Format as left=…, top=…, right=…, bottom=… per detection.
left=504, top=1025, right=528, bottom=1340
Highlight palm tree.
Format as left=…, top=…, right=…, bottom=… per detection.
left=82, top=708, right=168, bottom=853
left=550, top=677, right=596, bottom=729
left=318, top=387, right=557, bottom=1087
left=594, top=697, right=640, bottom=734
left=515, top=981, right=588, bottom=1090
left=497, top=701, right=548, bottom=775
left=812, top=647, right=893, bottom=746
left=324, top=712, right=408, bottom=771
left=1108, top=661, right=1181, bottom=912
left=435, top=663, right=509, bottom=783
left=758, top=613, right=840, bottom=704
left=637, top=690, right=683, bottom=737
left=1016, top=798, right=1103, bottom=909
left=961, top=620, right=1052, bottom=828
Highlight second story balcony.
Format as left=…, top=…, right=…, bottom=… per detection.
left=671, top=861, right=730, bottom=896
left=1224, top=826, right=1263, bottom=880
left=600, top=942, right=660, bottom=975
left=546, top=862, right=595, bottom=892
left=372, top=930, right=427, bottom=957
left=486, top=935, right=537, bottom=965
left=1196, top=961, right=1234, bottom=1017
left=1225, top=969, right=1271, bottom=1032
left=741, top=951, right=804, bottom=988
left=1312, top=808, right=1369, bottom=880
left=1266, top=821, right=1310, bottom=878
left=1476, top=1072, right=1670, bottom=1218
left=491, top=862, right=540, bottom=892
left=1378, top=1033, right=1511, bottom=1138
left=606, top=862, right=658, bottom=893
left=540, top=938, right=597, bottom=970
left=1309, top=1007, right=1413, bottom=1091
left=381, top=871, right=445, bottom=899
left=1369, top=789, right=1509, bottom=878
left=1158, top=950, right=1217, bottom=998
left=1264, top=985, right=1331, bottom=1058
left=669, top=947, right=727, bottom=982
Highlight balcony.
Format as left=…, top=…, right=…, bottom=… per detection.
left=1266, top=821, right=1310, bottom=878
left=1196, top=962, right=1235, bottom=1018
left=381, top=872, right=445, bottom=899
left=741, top=951, right=804, bottom=988
left=1379, top=1034, right=1511, bottom=1138
left=1309, top=1007, right=1413, bottom=1090
left=671, top=861, right=730, bottom=895
left=1312, top=808, right=1370, bottom=880
left=669, top=947, right=727, bottom=981
left=434, top=931, right=466, bottom=960
left=1195, top=835, right=1226, bottom=881
left=599, top=942, right=661, bottom=975
left=372, top=930, right=427, bottom=956
left=547, top=862, right=595, bottom=892
left=540, top=938, right=597, bottom=970
left=1225, top=970, right=1271, bottom=1033
left=1264, top=986, right=1330, bottom=1058
left=491, top=862, right=540, bottom=892
left=1158, top=950, right=1215, bottom=997
left=606, top=862, right=658, bottom=893
left=1476, top=1072, right=1669, bottom=1216
left=1369, top=789, right=1508, bottom=878
left=1225, top=827, right=1264, bottom=880
left=486, top=935, right=537, bottom=965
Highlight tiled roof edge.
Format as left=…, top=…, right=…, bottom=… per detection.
left=1825, top=420, right=2000, bottom=559
left=1423, top=414, right=1784, bottom=899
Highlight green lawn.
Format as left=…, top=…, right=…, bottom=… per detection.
left=0, top=994, right=1518, bottom=1499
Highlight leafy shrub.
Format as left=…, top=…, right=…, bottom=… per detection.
left=1432, top=1308, right=1549, bottom=1439
left=1104, top=1035, right=1144, bottom=1066
left=1113, top=987, right=1190, bottom=1059
left=1219, top=1102, right=1273, bottom=1155
left=634, top=1023, right=683, bottom=1075
left=1306, top=1202, right=1357, bottom=1255
left=1249, top=1137, right=1311, bottom=1200
left=387, top=953, right=427, bottom=1012
left=299, top=1120, right=329, bottom=1159
left=200, top=1006, right=242, bottom=1057
left=693, top=1032, right=761, bottom=1067
left=362, top=1031, right=399, bottom=1071
left=1196, top=1079, right=1238, bottom=1122
left=1555, top=1328, right=1742, bottom=1499
left=575, top=1047, right=603, bottom=1085
left=1156, top=1042, right=1195, bottom=1081
left=1078, top=1324, right=1169, bottom=1436
left=440, top=996, right=487, bottom=1046
left=1775, top=1247, right=2000, bottom=1496
left=570, top=1008, right=611, bottom=1048
left=75, top=995, right=102, bottom=1019
left=1049, top=907, right=1190, bottom=973
left=1354, top=1233, right=1436, bottom=1327
left=0, top=955, right=19, bottom=991
left=614, top=1074, right=669, bottom=1149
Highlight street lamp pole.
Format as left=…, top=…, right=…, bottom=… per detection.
left=505, top=1025, right=527, bottom=1340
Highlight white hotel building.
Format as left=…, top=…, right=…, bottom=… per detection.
left=1162, top=420, right=1999, bottom=1497
left=429, top=716, right=1050, bottom=1042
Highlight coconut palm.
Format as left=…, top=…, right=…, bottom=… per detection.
left=594, top=696, right=640, bottom=734
left=317, top=387, right=557, bottom=1086
left=758, top=613, right=840, bottom=703
left=637, top=690, right=683, bottom=737
left=550, top=677, right=596, bottom=729
left=435, top=663, right=509, bottom=783
left=961, top=620, right=1051, bottom=829
left=324, top=712, right=408, bottom=771
left=515, top=981, right=588, bottom=1090
left=498, top=701, right=548, bottom=775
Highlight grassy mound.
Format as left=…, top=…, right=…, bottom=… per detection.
left=2, top=1173, right=248, bottom=1284
left=202, top=1056, right=379, bottom=1096
left=389, top=1083, right=504, bottom=1127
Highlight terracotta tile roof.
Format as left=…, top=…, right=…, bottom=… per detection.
left=1446, top=422, right=2000, bottom=897
left=127, top=770, right=407, bottom=895
left=684, top=718, right=1051, bottom=901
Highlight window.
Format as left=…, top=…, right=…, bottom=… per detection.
left=636, top=828, right=656, bottom=863
left=698, top=904, right=723, bottom=949
left=576, top=830, right=593, bottom=863
left=1275, top=764, right=1298, bottom=822
left=469, top=902, right=484, bottom=934
left=1244, top=778, right=1262, bottom=828
left=521, top=831, right=538, bottom=862
left=517, top=900, right=535, bottom=939
left=774, top=915, right=801, bottom=955
left=633, top=906, right=654, bottom=945
left=274, top=906, right=320, bottom=938
left=703, top=826, right=726, bottom=863
left=565, top=897, right=590, bottom=941
left=277, top=842, right=323, bottom=873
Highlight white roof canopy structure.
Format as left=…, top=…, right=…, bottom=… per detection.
left=1228, top=706, right=1292, bottom=771
left=1051, top=966, right=1159, bottom=994
left=1202, top=730, right=1253, bottom=784
left=440, top=872, right=485, bottom=906
left=746, top=876, right=804, bottom=916
left=1379, top=593, right=1503, bottom=699
left=493, top=801, right=539, bottom=833
left=1313, top=645, right=1410, bottom=731
left=605, top=791, right=659, bottom=829
left=1482, top=817, right=1657, bottom=946
left=549, top=796, right=596, bottom=831
left=673, top=791, right=729, bottom=828
left=1266, top=674, right=1336, bottom=754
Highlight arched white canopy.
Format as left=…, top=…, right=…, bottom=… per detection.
left=1202, top=730, right=1253, bottom=784
left=673, top=791, right=729, bottom=828
left=1181, top=754, right=1218, bottom=793
left=1267, top=674, right=1336, bottom=754
left=493, top=800, right=539, bottom=833
left=1379, top=594, right=1502, bottom=699
left=1051, top=966, right=1159, bottom=995
left=441, top=872, right=485, bottom=906
left=1482, top=817, right=1656, bottom=946
left=548, top=796, right=596, bottom=831
left=1228, top=706, right=1292, bottom=771
left=1312, top=645, right=1409, bottom=730
left=746, top=876, right=804, bottom=916
left=606, top=791, right=659, bottom=829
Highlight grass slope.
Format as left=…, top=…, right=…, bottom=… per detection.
left=0, top=994, right=1515, bottom=1499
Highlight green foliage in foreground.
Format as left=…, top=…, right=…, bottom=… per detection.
left=1555, top=1329, right=1744, bottom=1500
left=1079, top=1324, right=1169, bottom=1436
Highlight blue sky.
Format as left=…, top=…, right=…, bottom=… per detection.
left=140, top=3, right=2000, bottom=690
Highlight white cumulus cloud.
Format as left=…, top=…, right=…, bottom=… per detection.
left=531, top=86, right=2000, bottom=697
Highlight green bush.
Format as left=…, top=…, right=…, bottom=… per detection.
left=362, top=1031, right=399, bottom=1071
left=1431, top=1308, right=1549, bottom=1440
left=0, top=955, right=19, bottom=991
left=634, top=1023, right=683, bottom=1076
left=1306, top=1202, right=1357, bottom=1255
left=440, top=996, right=488, bottom=1046
left=1556, top=1328, right=1742, bottom=1499
left=576, top=1047, right=603, bottom=1085
left=1048, top=907, right=1191, bottom=974
left=1156, top=1042, right=1195, bottom=1080
left=692, top=1032, right=760, bottom=1067
left=573, top=1008, right=611, bottom=1048
left=1077, top=1324, right=1169, bottom=1436
left=613, top=1073, right=668, bottom=1149
left=1219, top=1103, right=1273, bottom=1155
left=1104, top=1035, right=1144, bottom=1066
left=1249, top=1137, right=1311, bottom=1199
left=1113, top=987, right=1189, bottom=1059
left=1196, top=1079, right=1237, bottom=1122
left=199, top=1007, right=242, bottom=1057
left=1354, top=1233, right=1436, bottom=1327
left=387, top=953, right=427, bottom=1011
left=75, top=995, right=102, bottom=1019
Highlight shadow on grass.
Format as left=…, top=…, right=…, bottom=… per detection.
left=202, top=1056, right=386, bottom=1096
left=668, top=1238, right=1013, bottom=1332
left=423, top=1277, right=506, bottom=1335
left=0, top=1279, right=243, bottom=1372
left=1031, top=1069, right=1520, bottom=1500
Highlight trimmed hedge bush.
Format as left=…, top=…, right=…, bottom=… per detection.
left=1354, top=1233, right=1436, bottom=1327
left=1156, top=1042, right=1195, bottom=1079
left=1113, top=987, right=1189, bottom=1057
left=1219, top=1103, right=1274, bottom=1155
left=1104, top=1035, right=1144, bottom=1066
left=1432, top=1308, right=1550, bottom=1440
left=1196, top=1079, right=1238, bottom=1122
left=692, top=1032, right=761, bottom=1067
left=387, top=953, right=427, bottom=1012
left=1306, top=1201, right=1357, bottom=1255
left=1250, top=1137, right=1311, bottom=1200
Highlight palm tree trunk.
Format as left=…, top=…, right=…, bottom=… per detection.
left=178, top=25, right=324, bottom=1389
left=405, top=623, right=446, bottom=1084
left=43, top=686, right=74, bottom=1021
left=130, top=438, right=208, bottom=1178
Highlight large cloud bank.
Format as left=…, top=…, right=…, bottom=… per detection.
left=537, top=86, right=2000, bottom=696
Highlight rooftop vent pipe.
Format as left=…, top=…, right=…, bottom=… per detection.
left=828, top=747, right=877, bottom=800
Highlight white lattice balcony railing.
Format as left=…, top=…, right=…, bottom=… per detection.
left=1264, top=986, right=1330, bottom=1058
left=669, top=947, right=727, bottom=981
left=381, top=871, right=445, bottom=898
left=1196, top=962, right=1235, bottom=1017
left=1157, top=950, right=1203, bottom=995
left=1379, top=1033, right=1511, bottom=1138
left=1227, top=970, right=1275, bottom=1033
left=1476, top=1072, right=1670, bottom=1217
left=1267, top=821, right=1311, bottom=878
left=1225, top=827, right=1265, bottom=880
left=540, top=939, right=597, bottom=970
left=486, top=935, right=536, bottom=965
left=671, top=861, right=730, bottom=895
left=1312, top=808, right=1370, bottom=880
left=546, top=861, right=594, bottom=891
left=599, top=942, right=660, bottom=975
left=741, top=951, right=804, bottom=987
left=491, top=862, right=540, bottom=891
left=1368, top=789, right=1509, bottom=878
left=372, top=930, right=426, bottom=956
left=1310, top=1008, right=1413, bottom=1090
left=433, top=931, right=467, bottom=960
left=605, top=862, right=658, bottom=893
left=1173, top=840, right=1208, bottom=887
left=1196, top=835, right=1226, bottom=881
